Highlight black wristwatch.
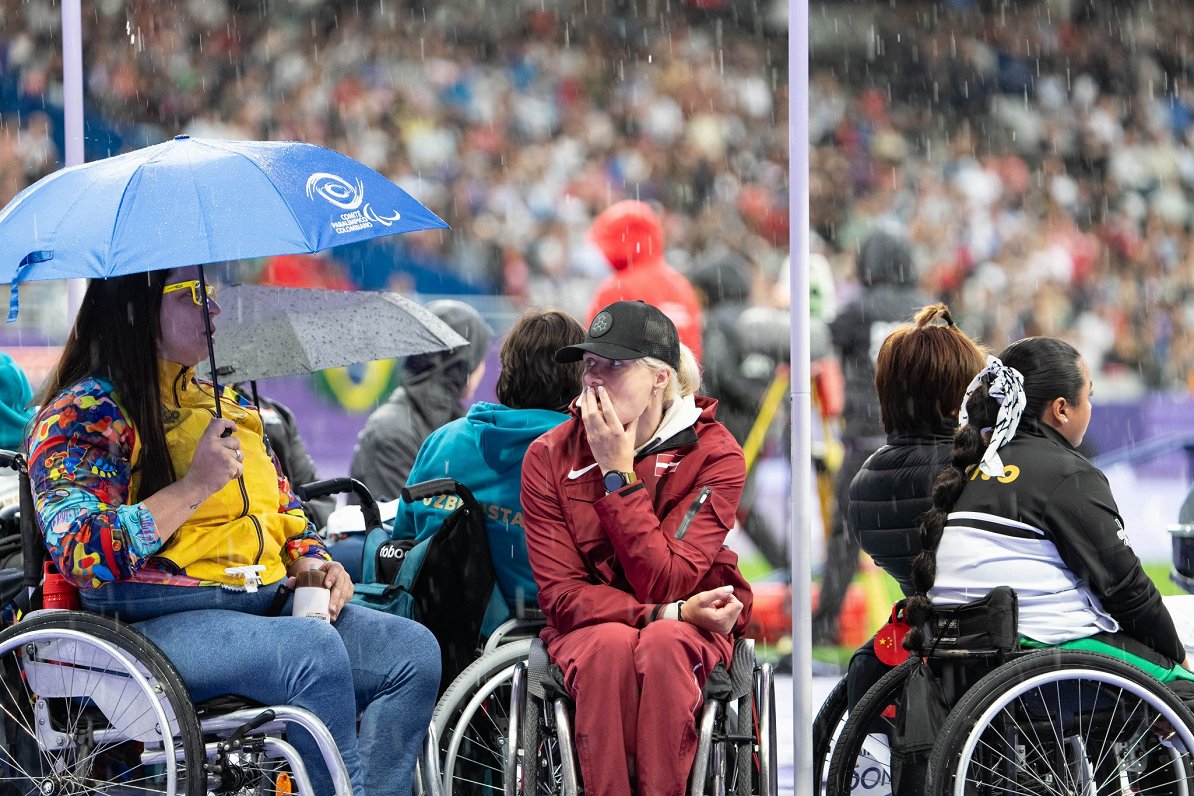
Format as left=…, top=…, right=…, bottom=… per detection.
left=603, top=470, right=637, bottom=493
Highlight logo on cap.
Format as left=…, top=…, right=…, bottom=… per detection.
left=590, top=311, right=613, bottom=337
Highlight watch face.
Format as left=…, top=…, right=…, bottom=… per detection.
left=603, top=470, right=627, bottom=492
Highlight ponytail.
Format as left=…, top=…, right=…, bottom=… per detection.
left=902, top=336, right=1083, bottom=652
left=902, top=385, right=997, bottom=652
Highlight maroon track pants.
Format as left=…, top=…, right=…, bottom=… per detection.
left=547, top=620, right=733, bottom=796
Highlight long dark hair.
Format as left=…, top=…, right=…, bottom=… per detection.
left=38, top=270, right=177, bottom=498
left=903, top=336, right=1085, bottom=650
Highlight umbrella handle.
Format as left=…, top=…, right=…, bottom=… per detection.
left=196, top=266, right=229, bottom=428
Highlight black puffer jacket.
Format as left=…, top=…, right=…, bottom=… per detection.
left=846, top=424, right=954, bottom=596
left=830, top=230, right=931, bottom=439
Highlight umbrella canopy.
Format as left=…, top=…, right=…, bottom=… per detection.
left=0, top=134, right=447, bottom=318
left=195, top=284, right=469, bottom=382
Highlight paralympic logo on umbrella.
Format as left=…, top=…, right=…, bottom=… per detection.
left=306, top=172, right=403, bottom=234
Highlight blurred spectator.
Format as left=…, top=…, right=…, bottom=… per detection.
left=391, top=308, right=585, bottom=636
left=693, top=255, right=786, bottom=568
left=0, top=2, right=790, bottom=346
left=813, top=228, right=931, bottom=646
left=0, top=352, right=33, bottom=450
left=250, top=390, right=335, bottom=529
left=585, top=200, right=704, bottom=361
left=350, top=300, right=494, bottom=503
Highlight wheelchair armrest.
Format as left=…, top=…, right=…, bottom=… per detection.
left=928, top=648, right=1006, bottom=660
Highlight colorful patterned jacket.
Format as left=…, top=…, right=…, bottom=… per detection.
left=27, top=362, right=328, bottom=589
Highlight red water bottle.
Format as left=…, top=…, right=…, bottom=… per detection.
left=42, top=560, right=80, bottom=610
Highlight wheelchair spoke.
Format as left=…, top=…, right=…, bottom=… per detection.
left=1081, top=679, right=1131, bottom=781
left=969, top=733, right=1070, bottom=794
left=1006, top=691, right=1072, bottom=791
left=442, top=686, right=513, bottom=792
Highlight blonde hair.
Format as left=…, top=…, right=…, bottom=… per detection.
left=641, top=344, right=701, bottom=407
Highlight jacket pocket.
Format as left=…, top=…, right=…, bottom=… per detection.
left=675, top=486, right=712, bottom=540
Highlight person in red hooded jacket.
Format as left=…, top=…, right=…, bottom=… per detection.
left=586, top=200, right=704, bottom=361
left=522, top=300, right=752, bottom=796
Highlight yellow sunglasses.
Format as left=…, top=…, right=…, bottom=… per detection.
left=161, top=280, right=218, bottom=305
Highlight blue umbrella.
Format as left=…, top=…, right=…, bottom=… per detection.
left=0, top=134, right=448, bottom=318
left=0, top=134, right=449, bottom=416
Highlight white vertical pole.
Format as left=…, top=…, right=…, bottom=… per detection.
left=789, top=1, right=813, bottom=795
left=61, top=0, right=84, bottom=167
left=61, top=0, right=86, bottom=320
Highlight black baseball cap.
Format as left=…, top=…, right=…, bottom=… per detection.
left=556, top=300, right=681, bottom=370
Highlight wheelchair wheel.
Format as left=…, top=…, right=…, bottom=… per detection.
left=508, top=661, right=572, bottom=796
left=926, top=649, right=1194, bottom=796
left=433, top=637, right=533, bottom=795
left=0, top=610, right=205, bottom=795
left=826, top=659, right=913, bottom=796
left=812, top=677, right=848, bottom=795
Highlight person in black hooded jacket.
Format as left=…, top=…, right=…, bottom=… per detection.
left=350, top=300, right=494, bottom=502
left=843, top=303, right=986, bottom=706
left=813, top=227, right=932, bottom=644
left=692, top=256, right=790, bottom=569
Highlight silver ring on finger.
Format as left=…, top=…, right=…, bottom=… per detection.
left=234, top=450, right=243, bottom=462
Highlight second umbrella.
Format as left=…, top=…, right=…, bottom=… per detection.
left=197, top=284, right=469, bottom=383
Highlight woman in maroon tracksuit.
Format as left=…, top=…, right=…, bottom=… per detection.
left=522, top=300, right=754, bottom=796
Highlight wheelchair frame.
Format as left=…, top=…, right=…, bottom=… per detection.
left=0, top=449, right=353, bottom=796
left=504, top=635, right=778, bottom=796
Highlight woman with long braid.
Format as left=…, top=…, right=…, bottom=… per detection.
left=904, top=336, right=1194, bottom=686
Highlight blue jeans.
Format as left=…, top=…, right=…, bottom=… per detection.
left=81, top=582, right=440, bottom=796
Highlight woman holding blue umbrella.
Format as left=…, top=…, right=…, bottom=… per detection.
left=26, top=265, right=440, bottom=796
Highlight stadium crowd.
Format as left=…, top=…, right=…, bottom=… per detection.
left=0, top=0, right=790, bottom=334
left=8, top=1, right=1194, bottom=399
left=812, top=0, right=1194, bottom=396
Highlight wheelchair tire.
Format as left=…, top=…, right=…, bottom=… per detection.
left=753, top=661, right=779, bottom=796
left=826, top=658, right=913, bottom=796
left=508, top=657, right=572, bottom=796
left=433, top=637, right=533, bottom=796
left=0, top=610, right=205, bottom=795
left=926, top=649, right=1194, bottom=796
left=812, top=676, right=848, bottom=796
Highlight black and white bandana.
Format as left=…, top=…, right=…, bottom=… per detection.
left=958, top=355, right=1026, bottom=478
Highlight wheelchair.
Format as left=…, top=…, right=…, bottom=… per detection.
left=0, top=449, right=353, bottom=795
left=387, top=479, right=777, bottom=796
left=338, top=476, right=547, bottom=796
left=504, top=634, right=778, bottom=796
left=427, top=619, right=543, bottom=796
left=824, top=586, right=1194, bottom=796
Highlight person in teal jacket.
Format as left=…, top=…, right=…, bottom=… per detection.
left=392, top=308, right=584, bottom=632
left=0, top=352, right=34, bottom=450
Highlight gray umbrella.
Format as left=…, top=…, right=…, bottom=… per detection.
left=196, top=284, right=469, bottom=382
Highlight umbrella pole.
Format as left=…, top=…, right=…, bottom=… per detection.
left=197, top=265, right=224, bottom=420
left=250, top=380, right=260, bottom=408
